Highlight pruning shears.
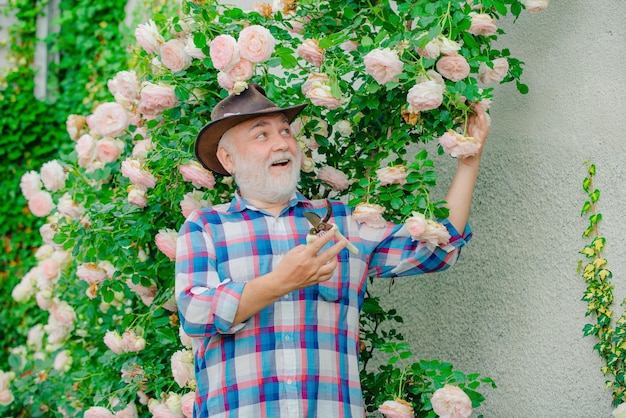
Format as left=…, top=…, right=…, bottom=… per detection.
left=303, top=200, right=359, bottom=255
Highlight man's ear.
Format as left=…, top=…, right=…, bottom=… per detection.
left=216, top=146, right=235, bottom=175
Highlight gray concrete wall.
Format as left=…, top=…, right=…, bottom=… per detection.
left=370, top=1, right=625, bottom=416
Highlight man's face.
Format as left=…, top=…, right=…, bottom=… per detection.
left=217, top=113, right=302, bottom=204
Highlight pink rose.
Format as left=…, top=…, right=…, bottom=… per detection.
left=378, top=399, right=415, bottom=418
left=237, top=25, right=275, bottom=63
left=57, top=193, right=85, bottom=219
left=405, top=212, right=451, bottom=247
left=436, top=54, right=470, bottom=82
left=27, top=324, right=44, bottom=350
left=353, top=203, right=387, bottom=229
left=122, top=329, right=146, bottom=352
left=180, top=392, right=195, bottom=418
left=104, top=330, right=124, bottom=354
left=406, top=80, right=443, bottom=112
left=416, top=39, right=441, bottom=59
left=297, top=39, right=325, bottom=68
left=84, top=406, right=115, bottom=418
left=39, top=223, right=57, bottom=246
left=155, top=229, right=178, bottom=261
left=132, top=137, right=153, bottom=161
left=317, top=166, right=351, bottom=191
left=217, top=71, right=236, bottom=92
left=91, top=102, right=130, bottom=137
left=376, top=165, right=408, bottom=186
left=464, top=0, right=481, bottom=10
left=66, top=114, right=87, bottom=140
left=431, top=385, right=472, bottom=418
left=40, top=160, right=66, bottom=192
left=150, top=403, right=179, bottom=418
left=340, top=40, right=358, bottom=52
left=121, top=158, right=157, bottom=190
left=0, top=389, right=14, bottom=407
left=160, top=39, right=192, bottom=72
left=76, top=134, right=97, bottom=167
left=184, top=35, right=206, bottom=60
left=53, top=350, right=72, bottom=372
left=28, top=191, right=55, bottom=217
left=96, top=137, right=125, bottom=163
left=521, top=0, right=549, bottom=12
left=180, top=190, right=211, bottom=218
left=222, top=57, right=255, bottom=85
left=171, top=349, right=195, bottom=388
left=363, top=47, right=404, bottom=85
left=467, top=12, right=497, bottom=36
left=209, top=34, right=239, bottom=71
left=138, top=83, right=179, bottom=120
left=20, top=171, right=42, bottom=200
left=135, top=20, right=164, bottom=54
left=12, top=276, right=35, bottom=302
left=438, top=129, right=481, bottom=158
left=178, top=161, right=216, bottom=189
left=127, top=186, right=148, bottom=209
left=115, top=402, right=138, bottom=418
left=126, top=278, right=157, bottom=306
left=40, top=257, right=60, bottom=280
left=479, top=57, right=509, bottom=84
left=417, top=70, right=445, bottom=87
left=436, top=35, right=461, bottom=55
left=406, top=212, right=427, bottom=237
left=301, top=73, right=329, bottom=95
left=76, top=262, right=107, bottom=285
left=305, top=81, right=343, bottom=110
left=108, top=70, right=140, bottom=106
left=50, top=301, right=76, bottom=326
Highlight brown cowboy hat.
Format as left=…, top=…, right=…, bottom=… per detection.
left=195, top=83, right=307, bottom=175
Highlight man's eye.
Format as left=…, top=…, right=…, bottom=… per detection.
left=282, top=128, right=291, bottom=135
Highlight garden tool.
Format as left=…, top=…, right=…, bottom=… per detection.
left=303, top=199, right=359, bottom=255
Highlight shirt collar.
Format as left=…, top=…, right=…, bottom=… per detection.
left=227, top=190, right=314, bottom=214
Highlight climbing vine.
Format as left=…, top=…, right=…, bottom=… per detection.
left=578, top=161, right=626, bottom=406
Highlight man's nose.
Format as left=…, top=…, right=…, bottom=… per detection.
left=270, top=131, right=290, bottom=150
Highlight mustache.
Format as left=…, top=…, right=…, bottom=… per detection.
left=266, top=152, right=299, bottom=168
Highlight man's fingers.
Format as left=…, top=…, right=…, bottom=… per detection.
left=318, top=238, right=347, bottom=261
left=305, top=228, right=337, bottom=252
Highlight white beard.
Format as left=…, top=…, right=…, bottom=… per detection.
left=232, top=150, right=302, bottom=204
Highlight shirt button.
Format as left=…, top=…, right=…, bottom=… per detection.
left=286, top=379, right=293, bottom=384
left=283, top=294, right=290, bottom=299
left=285, top=335, right=290, bottom=341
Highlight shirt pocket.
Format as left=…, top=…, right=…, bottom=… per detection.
left=314, top=250, right=349, bottom=302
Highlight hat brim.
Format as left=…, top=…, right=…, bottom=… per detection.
left=195, top=103, right=307, bottom=176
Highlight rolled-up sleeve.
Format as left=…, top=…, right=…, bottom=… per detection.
left=175, top=214, right=246, bottom=337
left=367, top=220, right=472, bottom=278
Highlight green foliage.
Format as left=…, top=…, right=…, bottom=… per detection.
left=0, top=0, right=136, bottom=412
left=578, top=162, right=626, bottom=406
left=359, top=284, right=495, bottom=416
left=0, top=0, right=538, bottom=415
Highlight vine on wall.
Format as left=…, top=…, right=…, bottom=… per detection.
left=578, top=162, right=626, bottom=407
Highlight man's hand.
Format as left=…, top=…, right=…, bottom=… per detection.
left=444, top=102, right=490, bottom=232
left=274, top=230, right=347, bottom=293
left=233, top=231, right=347, bottom=324
left=465, top=102, right=490, bottom=154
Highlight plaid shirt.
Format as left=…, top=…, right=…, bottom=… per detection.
left=175, top=192, right=471, bottom=417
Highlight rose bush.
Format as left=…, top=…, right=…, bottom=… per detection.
left=2, top=0, right=548, bottom=416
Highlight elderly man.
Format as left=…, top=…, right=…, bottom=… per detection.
left=175, top=83, right=489, bottom=417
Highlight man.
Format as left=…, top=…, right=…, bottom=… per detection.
left=175, top=83, right=489, bottom=417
